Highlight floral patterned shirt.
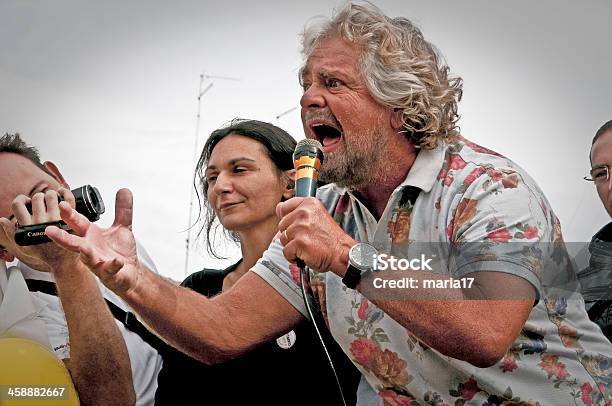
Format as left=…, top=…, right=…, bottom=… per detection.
left=252, top=137, right=612, bottom=406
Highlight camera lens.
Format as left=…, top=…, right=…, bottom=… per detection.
left=88, top=187, right=104, bottom=213
left=73, top=185, right=105, bottom=222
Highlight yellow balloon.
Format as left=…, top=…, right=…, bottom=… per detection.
left=0, top=338, right=79, bottom=405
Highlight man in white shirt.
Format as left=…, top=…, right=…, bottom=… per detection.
left=0, top=133, right=162, bottom=405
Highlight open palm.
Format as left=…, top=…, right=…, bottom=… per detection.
left=46, top=188, right=141, bottom=294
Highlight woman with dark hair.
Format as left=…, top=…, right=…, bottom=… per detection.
left=154, top=119, right=359, bottom=405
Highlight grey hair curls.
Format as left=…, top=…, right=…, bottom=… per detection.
left=300, top=2, right=463, bottom=149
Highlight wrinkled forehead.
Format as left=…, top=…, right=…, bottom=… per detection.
left=0, top=153, right=56, bottom=218
left=300, top=36, right=363, bottom=81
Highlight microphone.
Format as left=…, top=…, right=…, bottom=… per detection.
left=292, top=139, right=324, bottom=269
left=293, top=139, right=324, bottom=198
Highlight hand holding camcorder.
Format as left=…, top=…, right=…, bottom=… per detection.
left=14, top=185, right=105, bottom=246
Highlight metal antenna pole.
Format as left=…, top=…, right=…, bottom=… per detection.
left=184, top=75, right=214, bottom=277
left=184, top=72, right=241, bottom=277
left=275, top=106, right=298, bottom=124
left=204, top=74, right=240, bottom=82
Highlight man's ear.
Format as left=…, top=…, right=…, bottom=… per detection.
left=282, top=169, right=296, bottom=200
left=391, top=108, right=404, bottom=131
left=43, top=161, right=70, bottom=189
left=0, top=249, right=15, bottom=262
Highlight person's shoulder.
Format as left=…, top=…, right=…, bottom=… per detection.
left=440, top=135, right=546, bottom=195
left=444, top=136, right=517, bottom=172
left=182, top=265, right=237, bottom=296
left=449, top=136, right=507, bottom=159
left=592, top=221, right=612, bottom=242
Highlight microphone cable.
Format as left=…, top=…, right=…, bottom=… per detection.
left=299, top=262, right=348, bottom=406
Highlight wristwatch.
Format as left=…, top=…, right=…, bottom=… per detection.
left=342, top=242, right=379, bottom=289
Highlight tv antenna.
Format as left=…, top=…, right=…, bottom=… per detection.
left=184, top=71, right=240, bottom=276
left=275, top=106, right=298, bottom=124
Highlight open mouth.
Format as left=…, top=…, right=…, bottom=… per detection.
left=310, top=123, right=343, bottom=150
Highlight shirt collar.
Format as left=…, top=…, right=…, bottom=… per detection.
left=398, top=143, right=446, bottom=193
left=16, top=261, right=55, bottom=282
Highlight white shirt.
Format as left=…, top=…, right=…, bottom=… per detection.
left=13, top=241, right=163, bottom=406
left=0, top=260, right=53, bottom=349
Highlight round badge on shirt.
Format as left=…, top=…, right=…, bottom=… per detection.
left=276, top=330, right=296, bottom=349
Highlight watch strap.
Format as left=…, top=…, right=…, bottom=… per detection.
left=342, top=264, right=365, bottom=289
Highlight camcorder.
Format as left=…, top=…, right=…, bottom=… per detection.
left=14, top=185, right=105, bottom=246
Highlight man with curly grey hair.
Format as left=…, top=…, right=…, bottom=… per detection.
left=297, top=3, right=462, bottom=192
left=46, top=2, right=612, bottom=405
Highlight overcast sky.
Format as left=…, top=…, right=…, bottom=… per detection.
left=1, top=0, right=611, bottom=281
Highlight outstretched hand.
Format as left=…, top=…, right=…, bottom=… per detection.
left=46, top=188, right=141, bottom=295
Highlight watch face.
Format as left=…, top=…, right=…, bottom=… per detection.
left=349, top=243, right=378, bottom=270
